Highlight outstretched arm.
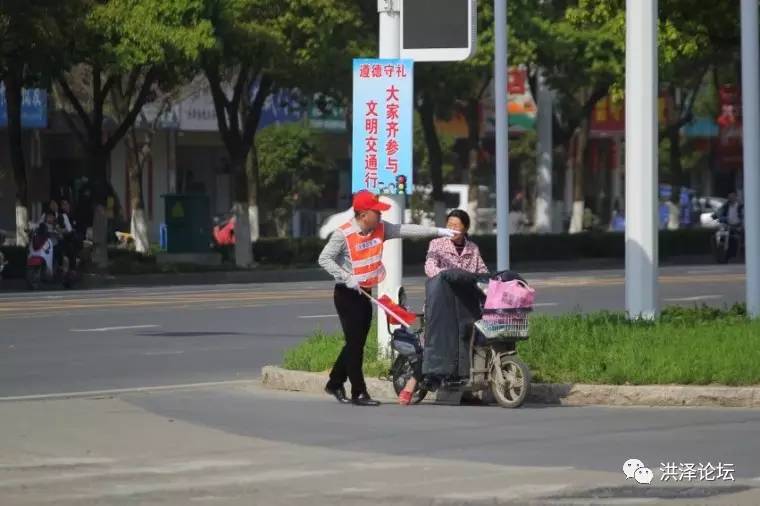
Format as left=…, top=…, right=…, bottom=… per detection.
left=384, top=221, right=455, bottom=240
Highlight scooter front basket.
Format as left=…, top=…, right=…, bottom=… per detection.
left=476, top=308, right=530, bottom=340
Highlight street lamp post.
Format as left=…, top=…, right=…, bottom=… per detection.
left=495, top=0, right=510, bottom=270
left=625, top=0, right=659, bottom=320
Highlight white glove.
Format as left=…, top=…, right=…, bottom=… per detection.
left=437, top=228, right=457, bottom=238
left=345, top=275, right=361, bottom=291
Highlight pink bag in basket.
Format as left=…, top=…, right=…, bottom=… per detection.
left=484, top=279, right=535, bottom=310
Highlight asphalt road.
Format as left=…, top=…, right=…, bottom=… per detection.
left=1, top=263, right=758, bottom=505
left=0, top=264, right=746, bottom=397
left=1, top=385, right=759, bottom=505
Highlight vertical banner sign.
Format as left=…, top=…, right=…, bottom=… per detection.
left=0, top=83, right=48, bottom=128
left=352, top=58, right=414, bottom=195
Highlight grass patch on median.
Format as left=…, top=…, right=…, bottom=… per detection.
left=282, top=323, right=390, bottom=378
left=523, top=305, right=760, bottom=386
left=283, top=305, right=760, bottom=385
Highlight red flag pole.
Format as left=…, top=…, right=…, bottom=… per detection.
left=359, top=290, right=413, bottom=329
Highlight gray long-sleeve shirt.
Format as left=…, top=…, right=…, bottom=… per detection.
left=318, top=219, right=440, bottom=283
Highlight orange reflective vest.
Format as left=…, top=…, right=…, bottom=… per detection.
left=340, top=220, right=386, bottom=288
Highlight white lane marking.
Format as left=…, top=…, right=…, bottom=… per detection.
left=298, top=314, right=338, bottom=319
left=0, top=379, right=260, bottom=402
left=665, top=295, right=723, bottom=302
left=70, top=325, right=160, bottom=332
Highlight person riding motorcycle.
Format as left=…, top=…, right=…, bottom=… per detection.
left=712, top=192, right=744, bottom=262
left=29, top=220, right=56, bottom=277
left=714, top=192, right=744, bottom=228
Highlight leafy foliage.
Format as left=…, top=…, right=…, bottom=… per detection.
left=256, top=123, right=330, bottom=236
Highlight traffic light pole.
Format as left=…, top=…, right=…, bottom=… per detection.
left=377, top=0, right=404, bottom=357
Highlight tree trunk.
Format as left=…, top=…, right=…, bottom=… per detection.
left=15, top=204, right=29, bottom=247
left=4, top=72, right=30, bottom=246
left=92, top=204, right=108, bottom=266
left=245, top=145, right=260, bottom=244
left=564, top=143, right=574, bottom=227
left=88, top=149, right=110, bottom=267
left=233, top=202, right=253, bottom=267
left=610, top=136, right=624, bottom=223
left=231, top=156, right=253, bottom=268
left=569, top=121, right=588, bottom=234
left=126, top=133, right=149, bottom=253
left=418, top=94, right=446, bottom=226
left=274, top=209, right=289, bottom=238
left=668, top=126, right=682, bottom=187
left=534, top=71, right=553, bottom=233
left=465, top=98, right=481, bottom=233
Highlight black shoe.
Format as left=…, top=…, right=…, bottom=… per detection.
left=325, top=385, right=350, bottom=404
left=352, top=393, right=381, bottom=406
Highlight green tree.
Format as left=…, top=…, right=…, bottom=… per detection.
left=55, top=0, right=213, bottom=264
left=199, top=0, right=365, bottom=266
left=457, top=0, right=536, bottom=233
left=530, top=0, right=623, bottom=232
left=415, top=63, right=467, bottom=225
left=0, top=0, right=85, bottom=246
left=556, top=0, right=740, bottom=222
left=256, top=124, right=328, bottom=237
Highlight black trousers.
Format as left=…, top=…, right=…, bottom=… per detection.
left=327, top=284, right=373, bottom=397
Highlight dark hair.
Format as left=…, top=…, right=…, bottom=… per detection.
left=446, top=209, right=471, bottom=230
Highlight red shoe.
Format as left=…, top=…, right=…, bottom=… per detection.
left=398, top=390, right=413, bottom=406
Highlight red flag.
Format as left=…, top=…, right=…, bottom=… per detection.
left=377, top=295, right=417, bottom=326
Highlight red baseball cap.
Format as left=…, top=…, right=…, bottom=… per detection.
left=352, top=190, right=391, bottom=212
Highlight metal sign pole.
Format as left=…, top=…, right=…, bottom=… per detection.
left=377, top=0, right=404, bottom=357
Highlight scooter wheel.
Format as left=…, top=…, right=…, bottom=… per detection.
left=490, top=355, right=531, bottom=408
left=390, top=355, right=427, bottom=404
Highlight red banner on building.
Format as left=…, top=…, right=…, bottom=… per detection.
left=717, top=84, right=743, bottom=171
left=589, top=94, right=671, bottom=137
left=590, top=96, right=624, bottom=136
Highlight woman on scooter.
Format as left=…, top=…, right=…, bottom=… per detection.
left=399, top=209, right=488, bottom=405
left=424, top=209, right=488, bottom=279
